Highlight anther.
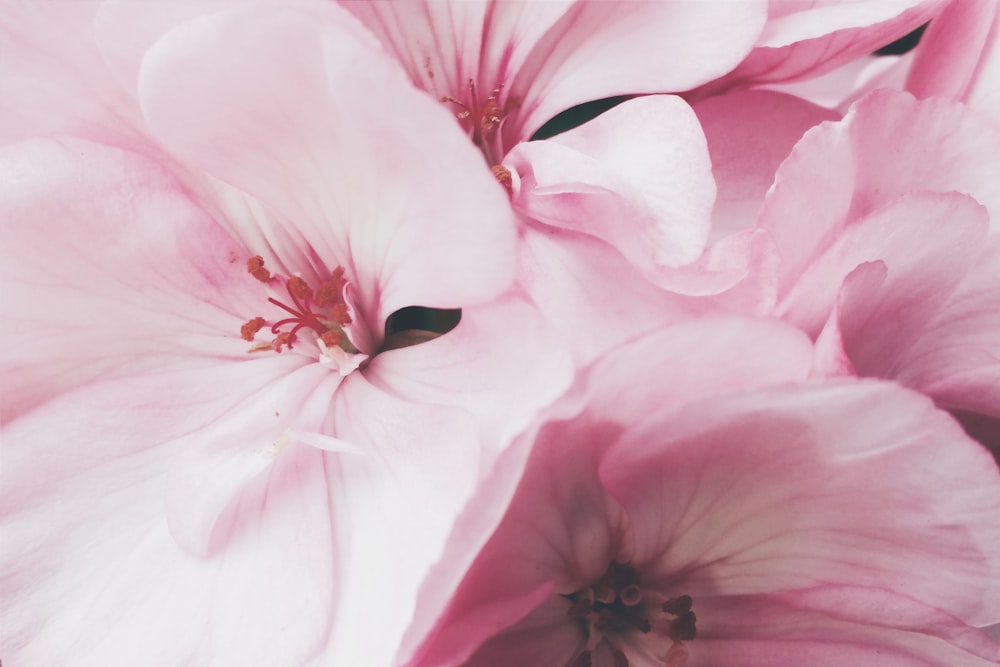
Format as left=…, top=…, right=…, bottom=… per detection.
left=668, top=612, right=697, bottom=642
left=491, top=164, right=513, bottom=194
left=247, top=255, right=271, bottom=282
left=241, top=317, right=266, bottom=341
left=662, top=596, right=693, bottom=616
left=620, top=585, right=643, bottom=607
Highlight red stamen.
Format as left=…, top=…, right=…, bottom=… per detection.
left=239, top=257, right=356, bottom=354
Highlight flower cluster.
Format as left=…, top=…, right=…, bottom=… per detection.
left=2, top=2, right=999, bottom=666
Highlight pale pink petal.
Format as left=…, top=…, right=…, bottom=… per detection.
left=363, top=293, right=573, bottom=448
left=603, top=381, right=1000, bottom=626
left=700, top=0, right=945, bottom=92
left=0, top=137, right=265, bottom=422
left=777, top=191, right=988, bottom=341
left=510, top=1, right=767, bottom=140
left=761, top=53, right=905, bottom=110
left=315, top=377, right=485, bottom=666
left=515, top=224, right=691, bottom=366
left=690, top=587, right=1000, bottom=666
left=905, top=0, right=998, bottom=103
left=0, top=374, right=336, bottom=666
left=404, top=318, right=814, bottom=665
left=0, top=0, right=145, bottom=144
left=758, top=89, right=1000, bottom=294
left=692, top=90, right=839, bottom=240
left=163, top=364, right=343, bottom=556
left=94, top=0, right=301, bottom=95
left=138, top=6, right=516, bottom=322
left=507, top=95, right=716, bottom=274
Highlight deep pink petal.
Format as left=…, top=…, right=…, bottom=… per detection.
left=811, top=261, right=886, bottom=378
left=138, top=6, right=517, bottom=323
left=905, top=0, right=999, bottom=103
left=892, top=240, right=1000, bottom=419
left=758, top=89, right=1000, bottom=294
left=777, top=191, right=988, bottom=343
left=507, top=95, right=716, bottom=275
left=689, top=587, right=1000, bottom=666
left=693, top=90, right=839, bottom=240
left=0, top=137, right=264, bottom=422
left=603, top=381, right=1000, bottom=626
left=404, top=318, right=814, bottom=665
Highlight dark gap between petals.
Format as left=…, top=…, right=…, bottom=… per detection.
left=380, top=306, right=461, bottom=352
left=530, top=95, right=632, bottom=141
left=874, top=23, right=928, bottom=56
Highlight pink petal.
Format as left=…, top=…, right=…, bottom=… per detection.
left=316, top=376, right=487, bottom=666
left=690, top=587, right=1000, bottom=666
left=363, top=293, right=574, bottom=448
left=811, top=261, right=886, bottom=378
left=0, top=373, right=336, bottom=666
left=905, top=0, right=998, bottom=103
left=338, top=0, right=571, bottom=137
left=163, top=364, right=343, bottom=556
left=515, top=224, right=691, bottom=366
left=777, top=191, right=989, bottom=343
left=138, top=6, right=517, bottom=322
left=404, top=318, right=814, bottom=665
left=507, top=95, right=716, bottom=274
left=758, top=89, right=1000, bottom=294
left=0, top=136, right=263, bottom=422
left=510, top=0, right=767, bottom=140
left=893, top=240, right=1000, bottom=418
left=0, top=0, right=143, bottom=144
left=700, top=0, right=945, bottom=91
left=692, top=90, right=839, bottom=240
left=603, top=381, right=1000, bottom=626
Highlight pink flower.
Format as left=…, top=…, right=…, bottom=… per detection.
left=339, top=0, right=768, bottom=168
left=403, top=319, right=1000, bottom=667
left=752, top=90, right=1000, bottom=459
left=0, top=6, right=570, bottom=665
left=688, top=83, right=1000, bottom=459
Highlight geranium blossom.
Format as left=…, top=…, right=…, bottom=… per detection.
left=403, top=320, right=1000, bottom=667
left=0, top=6, right=570, bottom=665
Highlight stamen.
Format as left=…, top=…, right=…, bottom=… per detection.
left=564, top=562, right=697, bottom=667
left=442, top=79, right=512, bottom=168
left=238, top=256, right=359, bottom=356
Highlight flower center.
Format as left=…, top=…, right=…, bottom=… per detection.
left=240, top=256, right=365, bottom=372
left=564, top=561, right=696, bottom=667
left=442, top=79, right=516, bottom=191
